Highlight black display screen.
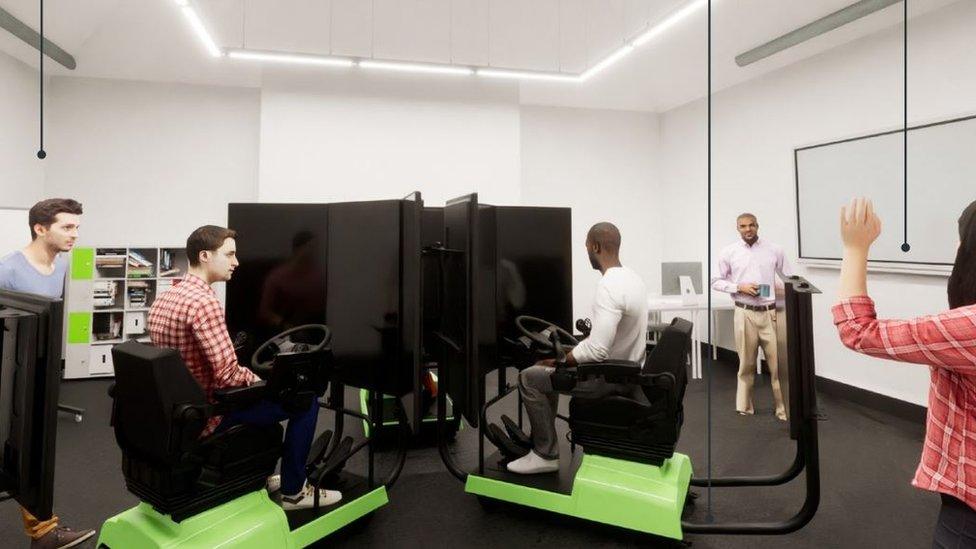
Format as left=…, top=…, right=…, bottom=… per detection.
left=442, top=194, right=479, bottom=425
left=493, top=206, right=573, bottom=355
left=326, top=200, right=418, bottom=395
left=226, top=204, right=329, bottom=359
left=0, top=290, right=63, bottom=521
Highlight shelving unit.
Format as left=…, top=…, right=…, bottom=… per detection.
left=65, top=246, right=188, bottom=379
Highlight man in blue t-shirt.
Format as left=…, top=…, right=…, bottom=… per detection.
left=0, top=198, right=95, bottom=549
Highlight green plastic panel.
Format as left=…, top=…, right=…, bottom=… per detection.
left=465, top=453, right=692, bottom=540
left=67, top=312, right=91, bottom=344
left=97, top=487, right=388, bottom=549
left=70, top=247, right=94, bottom=280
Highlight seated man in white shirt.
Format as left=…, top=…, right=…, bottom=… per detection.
left=507, top=222, right=649, bottom=475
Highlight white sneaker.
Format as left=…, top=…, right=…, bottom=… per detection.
left=280, top=483, right=342, bottom=510
left=266, top=474, right=281, bottom=493
left=506, top=451, right=559, bottom=475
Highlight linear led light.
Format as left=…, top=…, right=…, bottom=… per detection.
left=476, top=68, right=581, bottom=83
left=183, top=0, right=709, bottom=82
left=227, top=49, right=355, bottom=67
left=359, top=60, right=474, bottom=76
left=180, top=5, right=222, bottom=57
left=632, top=0, right=706, bottom=47
left=580, top=45, right=634, bottom=80
left=735, top=0, right=899, bottom=66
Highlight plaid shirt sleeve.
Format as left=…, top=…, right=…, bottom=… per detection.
left=190, top=298, right=259, bottom=387
left=832, top=295, right=976, bottom=373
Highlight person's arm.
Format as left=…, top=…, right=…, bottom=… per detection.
left=191, top=299, right=260, bottom=387
left=710, top=250, right=737, bottom=294
left=833, top=197, right=976, bottom=372
left=568, top=283, right=622, bottom=364
left=776, top=246, right=794, bottom=277
left=833, top=298, right=976, bottom=372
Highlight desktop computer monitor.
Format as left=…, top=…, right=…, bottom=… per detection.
left=0, top=290, right=64, bottom=520
left=661, top=262, right=703, bottom=296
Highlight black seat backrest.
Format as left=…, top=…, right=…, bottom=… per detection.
left=111, top=341, right=208, bottom=465
left=642, top=318, right=693, bottom=410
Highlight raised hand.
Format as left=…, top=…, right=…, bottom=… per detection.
left=840, top=197, right=882, bottom=253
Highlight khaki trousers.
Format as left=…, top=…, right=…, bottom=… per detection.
left=733, top=307, right=785, bottom=418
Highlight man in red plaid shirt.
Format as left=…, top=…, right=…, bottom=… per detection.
left=148, top=225, right=340, bottom=510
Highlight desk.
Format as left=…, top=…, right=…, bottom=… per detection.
left=647, top=294, right=733, bottom=379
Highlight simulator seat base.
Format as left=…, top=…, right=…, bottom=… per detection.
left=466, top=451, right=692, bottom=540
left=121, top=423, right=283, bottom=522
left=569, top=396, right=676, bottom=467
left=97, top=484, right=389, bottom=549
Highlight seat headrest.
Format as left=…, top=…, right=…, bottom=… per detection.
left=111, top=341, right=208, bottom=464
left=643, top=317, right=693, bottom=376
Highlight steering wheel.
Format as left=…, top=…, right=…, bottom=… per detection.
left=251, top=324, right=332, bottom=377
left=515, top=316, right=579, bottom=350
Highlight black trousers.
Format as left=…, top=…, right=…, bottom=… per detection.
left=934, top=494, right=976, bottom=549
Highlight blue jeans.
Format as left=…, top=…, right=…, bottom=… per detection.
left=216, top=400, right=319, bottom=496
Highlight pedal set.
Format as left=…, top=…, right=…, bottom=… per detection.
left=308, top=436, right=354, bottom=487
left=485, top=415, right=533, bottom=461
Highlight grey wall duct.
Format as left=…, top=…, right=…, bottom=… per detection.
left=0, top=5, right=76, bottom=69
left=735, top=0, right=901, bottom=67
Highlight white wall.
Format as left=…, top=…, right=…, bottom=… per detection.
left=258, top=82, right=522, bottom=206
left=0, top=51, right=45, bottom=208
left=520, top=105, right=662, bottom=322
left=44, top=77, right=260, bottom=246
left=658, top=0, right=976, bottom=405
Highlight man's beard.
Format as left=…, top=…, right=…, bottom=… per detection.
left=588, top=250, right=600, bottom=270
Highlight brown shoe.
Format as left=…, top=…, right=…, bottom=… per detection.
left=31, top=526, right=96, bottom=549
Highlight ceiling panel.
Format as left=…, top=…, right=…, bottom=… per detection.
left=583, top=0, right=628, bottom=62
left=558, top=0, right=588, bottom=73
left=240, top=0, right=333, bottom=55
left=330, top=0, right=373, bottom=58
left=450, top=0, right=489, bottom=66
left=373, top=0, right=451, bottom=63
left=488, top=0, right=560, bottom=72
left=198, top=0, right=243, bottom=50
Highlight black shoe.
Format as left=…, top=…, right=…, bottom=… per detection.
left=31, top=526, right=96, bottom=549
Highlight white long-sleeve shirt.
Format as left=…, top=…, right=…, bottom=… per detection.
left=572, top=266, right=649, bottom=364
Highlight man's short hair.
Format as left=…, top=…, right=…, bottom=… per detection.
left=28, top=198, right=83, bottom=239
left=187, top=225, right=237, bottom=266
left=587, top=222, right=621, bottom=254
left=737, top=213, right=757, bottom=224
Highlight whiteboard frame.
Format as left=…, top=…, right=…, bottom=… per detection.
left=794, top=111, right=976, bottom=276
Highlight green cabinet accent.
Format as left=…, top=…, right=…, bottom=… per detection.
left=71, top=248, right=94, bottom=280
left=67, top=312, right=92, bottom=344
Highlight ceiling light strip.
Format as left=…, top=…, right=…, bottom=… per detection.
left=631, top=0, right=706, bottom=47
left=179, top=3, right=222, bottom=57
left=227, top=49, right=354, bottom=67
left=184, top=0, right=709, bottom=82
left=476, top=68, right=581, bottom=82
left=359, top=60, right=473, bottom=75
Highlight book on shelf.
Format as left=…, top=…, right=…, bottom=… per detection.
left=128, top=250, right=153, bottom=267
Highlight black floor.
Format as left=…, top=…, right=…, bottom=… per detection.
left=2, top=357, right=936, bottom=548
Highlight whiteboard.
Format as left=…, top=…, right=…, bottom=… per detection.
left=796, top=115, right=976, bottom=268
left=0, top=208, right=30, bottom=259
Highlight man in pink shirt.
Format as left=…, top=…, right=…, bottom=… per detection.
left=711, top=213, right=791, bottom=420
